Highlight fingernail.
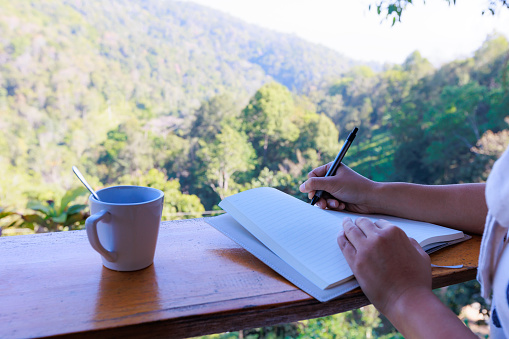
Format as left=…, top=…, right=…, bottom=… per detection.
left=299, top=183, right=305, bottom=192
left=330, top=200, right=338, bottom=208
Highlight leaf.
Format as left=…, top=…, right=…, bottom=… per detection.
left=27, top=201, right=52, bottom=216
left=64, top=213, right=86, bottom=226
left=6, top=218, right=23, bottom=227
left=60, top=187, right=89, bottom=214
left=0, top=211, right=16, bottom=219
left=52, top=212, right=68, bottom=224
left=22, top=214, right=47, bottom=226
left=66, top=204, right=88, bottom=215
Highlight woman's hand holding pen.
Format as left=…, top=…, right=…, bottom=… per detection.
left=299, top=163, right=379, bottom=214
left=301, top=159, right=481, bottom=338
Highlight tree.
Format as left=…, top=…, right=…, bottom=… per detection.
left=117, top=169, right=205, bottom=220
left=370, top=0, right=509, bottom=25
left=242, top=82, right=299, bottom=169
left=196, top=124, right=256, bottom=200
left=97, top=119, right=154, bottom=183
left=294, top=111, right=340, bottom=163
left=151, top=132, right=191, bottom=180
left=190, top=94, right=241, bottom=142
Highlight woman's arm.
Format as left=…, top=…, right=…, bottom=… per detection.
left=338, top=217, right=477, bottom=339
left=300, top=164, right=487, bottom=234
left=372, top=182, right=486, bottom=234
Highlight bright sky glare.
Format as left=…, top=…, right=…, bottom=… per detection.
left=183, top=0, right=509, bottom=66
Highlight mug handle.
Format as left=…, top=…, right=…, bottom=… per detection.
left=85, top=210, right=118, bottom=262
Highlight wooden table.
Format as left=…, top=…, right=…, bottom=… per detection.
left=0, top=218, right=481, bottom=339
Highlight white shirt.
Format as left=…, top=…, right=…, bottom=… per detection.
left=478, top=145, right=509, bottom=337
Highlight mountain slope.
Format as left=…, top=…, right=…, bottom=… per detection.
left=1, top=0, right=355, bottom=117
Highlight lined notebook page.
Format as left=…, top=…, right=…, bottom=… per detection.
left=220, top=187, right=353, bottom=289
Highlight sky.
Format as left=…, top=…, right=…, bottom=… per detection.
left=182, top=0, right=509, bottom=66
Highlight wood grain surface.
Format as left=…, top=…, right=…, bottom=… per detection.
left=0, top=218, right=481, bottom=338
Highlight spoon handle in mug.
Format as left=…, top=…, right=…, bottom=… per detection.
left=72, top=166, right=100, bottom=201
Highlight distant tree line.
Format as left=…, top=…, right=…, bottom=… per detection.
left=1, top=33, right=509, bottom=233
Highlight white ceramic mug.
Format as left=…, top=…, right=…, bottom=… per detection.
left=85, top=185, right=164, bottom=271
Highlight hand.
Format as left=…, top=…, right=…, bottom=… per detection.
left=299, top=163, right=378, bottom=214
left=337, top=217, right=432, bottom=317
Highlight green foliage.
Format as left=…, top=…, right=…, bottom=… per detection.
left=20, top=187, right=89, bottom=232
left=299, top=306, right=400, bottom=338
left=96, top=119, right=155, bottom=183
left=1, top=1, right=509, bottom=336
left=385, top=36, right=509, bottom=184
left=0, top=206, right=23, bottom=236
left=190, top=94, right=242, bottom=142
left=435, top=281, right=488, bottom=316
left=242, top=82, right=300, bottom=169
left=117, top=169, right=205, bottom=220
left=370, top=0, right=509, bottom=25
left=348, top=128, right=396, bottom=181
left=295, top=111, right=340, bottom=162
left=0, top=0, right=354, bottom=215
left=0, top=207, right=17, bottom=221
left=196, top=124, right=256, bottom=200
left=196, top=306, right=401, bottom=339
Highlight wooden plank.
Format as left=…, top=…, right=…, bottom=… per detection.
left=0, top=218, right=481, bottom=338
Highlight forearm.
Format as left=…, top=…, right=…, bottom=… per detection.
left=384, top=288, right=476, bottom=339
left=370, top=182, right=487, bottom=234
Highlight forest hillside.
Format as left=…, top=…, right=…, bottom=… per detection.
left=2, top=0, right=509, bottom=337
left=1, top=0, right=508, bottom=232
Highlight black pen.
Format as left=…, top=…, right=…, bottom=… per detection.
left=310, top=127, right=358, bottom=206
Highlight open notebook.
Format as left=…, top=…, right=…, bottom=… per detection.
left=206, top=187, right=468, bottom=302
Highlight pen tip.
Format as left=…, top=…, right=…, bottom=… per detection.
left=310, top=196, right=318, bottom=206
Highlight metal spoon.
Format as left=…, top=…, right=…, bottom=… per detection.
left=72, top=166, right=100, bottom=201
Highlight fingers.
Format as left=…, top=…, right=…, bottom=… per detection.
left=374, top=219, right=392, bottom=229
left=354, top=217, right=379, bottom=235
left=299, top=176, right=326, bottom=193
left=326, top=198, right=341, bottom=209
left=316, top=197, right=344, bottom=210
left=337, top=230, right=356, bottom=258
left=342, top=217, right=367, bottom=247
left=300, top=163, right=332, bottom=193
left=307, top=163, right=331, bottom=178
left=315, top=198, right=327, bottom=209
left=343, top=217, right=380, bottom=240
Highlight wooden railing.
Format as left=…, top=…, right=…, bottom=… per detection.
left=0, top=218, right=481, bottom=338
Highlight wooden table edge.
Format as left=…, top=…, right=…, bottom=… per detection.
left=53, top=267, right=477, bottom=339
